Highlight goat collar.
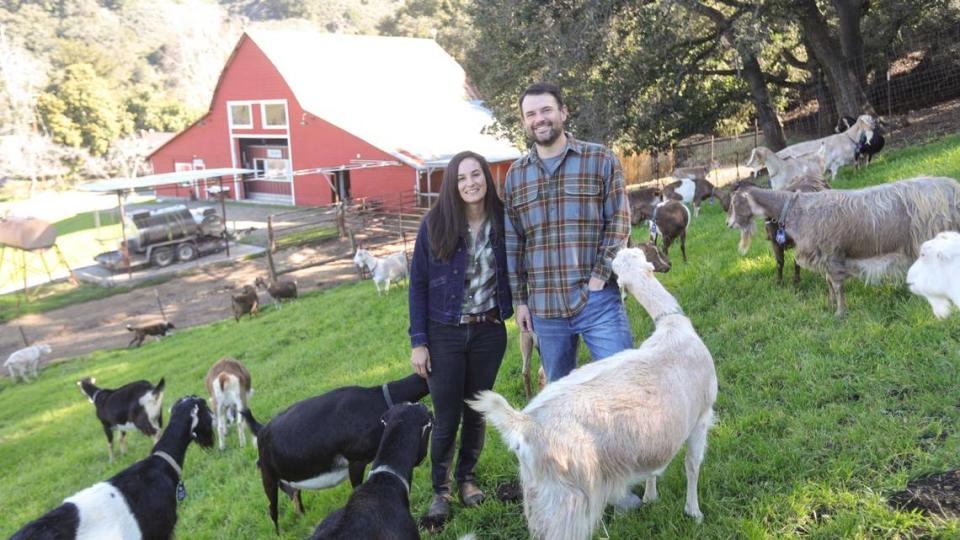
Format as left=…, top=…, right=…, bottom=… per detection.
left=90, top=390, right=101, bottom=404
left=653, top=307, right=685, bottom=324
left=152, top=450, right=182, bottom=479
left=778, top=193, right=799, bottom=226
left=382, top=384, right=394, bottom=409
left=368, top=465, right=410, bottom=494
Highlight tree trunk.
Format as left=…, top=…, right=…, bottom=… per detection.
left=833, top=0, right=867, bottom=85
left=739, top=49, right=786, bottom=150
left=795, top=0, right=873, bottom=117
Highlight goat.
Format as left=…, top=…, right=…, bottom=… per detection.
left=743, top=145, right=826, bottom=190
left=738, top=176, right=960, bottom=316
left=907, top=231, right=960, bottom=319
left=837, top=115, right=885, bottom=168
left=629, top=187, right=690, bottom=262
left=11, top=395, right=214, bottom=540
left=255, top=276, right=298, bottom=308
left=469, top=247, right=718, bottom=540
left=775, top=114, right=875, bottom=179
left=726, top=175, right=830, bottom=284
left=231, top=284, right=259, bottom=322
left=204, top=357, right=253, bottom=450
left=126, top=321, right=175, bottom=348
left=353, top=248, right=407, bottom=296
left=308, top=403, right=434, bottom=540
left=242, top=374, right=430, bottom=533
left=4, top=343, right=51, bottom=383
left=664, top=166, right=719, bottom=217
left=78, top=377, right=166, bottom=463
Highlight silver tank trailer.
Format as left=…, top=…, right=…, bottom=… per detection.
left=127, top=205, right=221, bottom=253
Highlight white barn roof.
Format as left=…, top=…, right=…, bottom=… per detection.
left=245, top=28, right=521, bottom=169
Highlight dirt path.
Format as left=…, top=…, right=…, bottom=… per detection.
left=0, top=238, right=406, bottom=371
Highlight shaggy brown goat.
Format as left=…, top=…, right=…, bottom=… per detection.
left=231, top=285, right=259, bottom=322
left=738, top=176, right=960, bottom=316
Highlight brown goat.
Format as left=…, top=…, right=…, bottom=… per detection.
left=255, top=276, right=298, bottom=308
left=231, top=284, right=259, bottom=322
left=629, top=187, right=691, bottom=262
left=204, top=357, right=253, bottom=450
left=662, top=177, right=718, bottom=217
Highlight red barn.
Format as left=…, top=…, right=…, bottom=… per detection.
left=147, top=28, right=521, bottom=206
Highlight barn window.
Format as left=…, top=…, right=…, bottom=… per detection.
left=263, top=103, right=287, bottom=128
left=230, top=104, right=252, bottom=128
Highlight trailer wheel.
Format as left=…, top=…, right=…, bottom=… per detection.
left=176, top=242, right=197, bottom=262
left=151, top=247, right=175, bottom=267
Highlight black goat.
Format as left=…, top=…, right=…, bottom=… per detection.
left=309, top=403, right=434, bottom=540
left=78, top=377, right=165, bottom=462
left=126, top=321, right=175, bottom=348
left=836, top=115, right=885, bottom=167
left=242, top=374, right=431, bottom=533
left=11, top=396, right=214, bottom=540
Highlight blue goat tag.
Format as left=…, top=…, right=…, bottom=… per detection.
left=649, top=222, right=658, bottom=235
left=177, top=481, right=186, bottom=502
left=775, top=228, right=786, bottom=246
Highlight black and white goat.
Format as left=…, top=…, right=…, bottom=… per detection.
left=11, top=395, right=214, bottom=540
left=309, top=403, right=434, bottom=540
left=242, top=374, right=431, bottom=532
left=837, top=115, right=885, bottom=167
left=78, top=377, right=165, bottom=463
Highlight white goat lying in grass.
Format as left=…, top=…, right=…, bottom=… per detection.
left=470, top=247, right=718, bottom=540
left=907, top=230, right=960, bottom=318
left=353, top=248, right=407, bottom=296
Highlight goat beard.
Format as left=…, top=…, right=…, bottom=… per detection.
left=738, top=226, right=754, bottom=255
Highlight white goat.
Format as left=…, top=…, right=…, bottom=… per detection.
left=744, top=145, right=826, bottom=190
left=775, top=114, right=875, bottom=179
left=470, top=248, right=718, bottom=540
left=204, top=357, right=254, bottom=450
left=353, top=248, right=407, bottom=295
left=4, top=343, right=52, bottom=383
left=907, top=230, right=960, bottom=319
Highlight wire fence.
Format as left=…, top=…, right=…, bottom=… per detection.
left=622, top=22, right=960, bottom=188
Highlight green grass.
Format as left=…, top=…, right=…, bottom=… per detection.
left=3, top=134, right=960, bottom=539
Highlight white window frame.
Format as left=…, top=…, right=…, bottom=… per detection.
left=260, top=100, right=288, bottom=129
left=227, top=101, right=254, bottom=129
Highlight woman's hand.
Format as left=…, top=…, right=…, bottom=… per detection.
left=411, top=346, right=431, bottom=378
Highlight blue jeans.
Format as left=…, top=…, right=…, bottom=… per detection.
left=531, top=285, right=633, bottom=382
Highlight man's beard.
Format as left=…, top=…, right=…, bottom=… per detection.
left=530, top=122, right=562, bottom=146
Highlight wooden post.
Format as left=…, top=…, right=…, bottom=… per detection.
left=117, top=191, right=131, bottom=279
left=18, top=326, right=29, bottom=347
left=754, top=118, right=759, bottom=148
left=267, top=215, right=277, bottom=282
left=219, top=176, right=231, bottom=258
left=154, top=289, right=168, bottom=322
left=735, top=151, right=740, bottom=181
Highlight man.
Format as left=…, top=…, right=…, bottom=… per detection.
left=504, top=82, right=633, bottom=382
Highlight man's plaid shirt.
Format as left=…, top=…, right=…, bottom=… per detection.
left=504, top=134, right=631, bottom=319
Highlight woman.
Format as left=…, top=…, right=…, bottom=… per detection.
left=408, top=150, right=513, bottom=528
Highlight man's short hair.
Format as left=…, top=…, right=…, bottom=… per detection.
left=519, top=82, right=565, bottom=112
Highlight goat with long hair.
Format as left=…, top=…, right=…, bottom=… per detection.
left=470, top=248, right=717, bottom=540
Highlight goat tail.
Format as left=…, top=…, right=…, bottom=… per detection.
left=467, top=391, right=533, bottom=455
left=126, top=324, right=135, bottom=332
left=241, top=408, right=263, bottom=436
left=152, top=377, right=165, bottom=396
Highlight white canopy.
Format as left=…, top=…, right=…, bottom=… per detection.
left=80, top=168, right=255, bottom=193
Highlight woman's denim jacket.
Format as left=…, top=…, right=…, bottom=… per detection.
left=408, top=216, right=514, bottom=348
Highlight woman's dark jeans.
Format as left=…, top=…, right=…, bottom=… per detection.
left=426, top=318, right=507, bottom=496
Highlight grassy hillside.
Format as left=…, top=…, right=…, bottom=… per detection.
left=2, top=135, right=960, bottom=539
